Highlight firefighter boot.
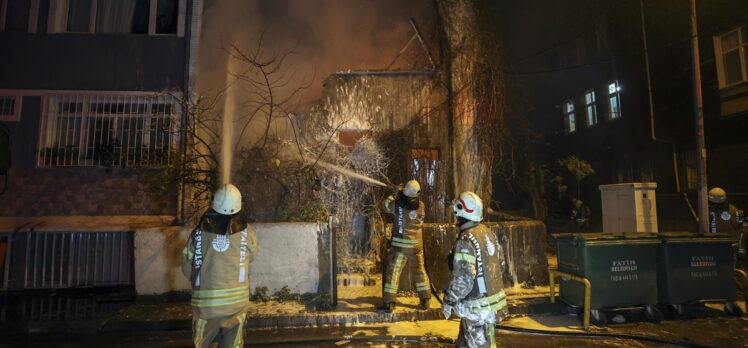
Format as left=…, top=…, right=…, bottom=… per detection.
left=418, top=298, right=430, bottom=310
left=376, top=302, right=395, bottom=313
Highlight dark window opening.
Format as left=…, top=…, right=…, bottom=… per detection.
left=4, top=0, right=30, bottom=32
left=66, top=0, right=92, bottom=32
left=155, top=0, right=177, bottom=34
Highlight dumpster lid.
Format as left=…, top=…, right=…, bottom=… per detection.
left=554, top=232, right=660, bottom=241
left=658, top=232, right=737, bottom=241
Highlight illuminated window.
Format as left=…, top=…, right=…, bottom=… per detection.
left=563, top=99, right=576, bottom=133
left=608, top=81, right=621, bottom=119
left=714, top=26, right=748, bottom=89
left=584, top=89, right=597, bottom=126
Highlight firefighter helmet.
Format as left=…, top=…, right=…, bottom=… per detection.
left=403, top=180, right=421, bottom=198
left=213, top=184, right=242, bottom=215
left=453, top=191, right=483, bottom=222
left=708, top=187, right=727, bottom=204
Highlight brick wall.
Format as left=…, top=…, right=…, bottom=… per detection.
left=0, top=166, right=176, bottom=216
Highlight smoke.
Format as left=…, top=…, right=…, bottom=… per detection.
left=197, top=0, right=437, bottom=185
left=198, top=0, right=437, bottom=101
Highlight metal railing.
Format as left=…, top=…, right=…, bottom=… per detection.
left=2, top=231, right=134, bottom=290
left=38, top=93, right=179, bottom=167
left=549, top=268, right=591, bottom=330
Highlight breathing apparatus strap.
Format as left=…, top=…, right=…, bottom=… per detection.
left=463, top=232, right=488, bottom=296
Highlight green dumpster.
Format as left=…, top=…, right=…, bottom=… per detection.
left=556, top=233, right=660, bottom=310
left=657, top=232, right=738, bottom=308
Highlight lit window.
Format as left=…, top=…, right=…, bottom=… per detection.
left=714, top=26, right=748, bottom=88
left=38, top=93, right=179, bottom=167
left=563, top=100, right=576, bottom=133
left=608, top=81, right=621, bottom=119
left=0, top=94, right=21, bottom=122
left=48, top=0, right=182, bottom=36
left=584, top=89, right=597, bottom=126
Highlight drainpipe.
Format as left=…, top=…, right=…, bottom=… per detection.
left=639, top=0, right=698, bottom=225
left=689, top=0, right=709, bottom=233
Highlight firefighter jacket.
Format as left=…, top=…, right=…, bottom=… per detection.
left=383, top=197, right=425, bottom=251
left=182, top=210, right=258, bottom=319
left=709, top=203, right=745, bottom=236
left=445, top=221, right=507, bottom=324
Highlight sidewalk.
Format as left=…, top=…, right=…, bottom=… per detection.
left=0, top=279, right=553, bottom=335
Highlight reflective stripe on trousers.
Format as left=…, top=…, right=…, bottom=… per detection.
left=193, top=312, right=247, bottom=348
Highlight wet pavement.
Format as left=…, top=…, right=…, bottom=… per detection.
left=0, top=316, right=748, bottom=347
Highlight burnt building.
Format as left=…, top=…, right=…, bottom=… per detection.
left=0, top=0, right=201, bottom=218
left=500, top=0, right=748, bottom=231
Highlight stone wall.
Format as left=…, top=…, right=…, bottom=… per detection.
left=395, top=220, right=549, bottom=293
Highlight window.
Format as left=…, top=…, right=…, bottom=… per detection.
left=563, top=99, right=576, bottom=133
left=714, top=26, right=748, bottom=89
left=1, top=0, right=36, bottom=32
left=584, top=89, right=597, bottom=126
left=608, top=81, right=621, bottom=119
left=48, top=0, right=183, bottom=36
left=38, top=93, right=179, bottom=167
left=0, top=94, right=22, bottom=122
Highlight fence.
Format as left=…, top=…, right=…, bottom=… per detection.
left=1, top=231, right=134, bottom=291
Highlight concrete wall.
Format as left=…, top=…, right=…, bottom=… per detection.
left=134, top=222, right=333, bottom=296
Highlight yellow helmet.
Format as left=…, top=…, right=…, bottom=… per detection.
left=708, top=187, right=726, bottom=204
left=403, top=180, right=421, bottom=198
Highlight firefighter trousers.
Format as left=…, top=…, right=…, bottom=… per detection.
left=382, top=248, right=431, bottom=303
left=456, top=318, right=496, bottom=348
left=192, top=312, right=247, bottom=348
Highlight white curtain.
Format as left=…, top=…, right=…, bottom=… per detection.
left=49, top=0, right=69, bottom=33
left=95, top=0, right=136, bottom=34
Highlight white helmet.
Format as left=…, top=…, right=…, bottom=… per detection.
left=708, top=187, right=727, bottom=204
left=453, top=191, right=483, bottom=222
left=212, top=184, right=242, bottom=215
left=403, top=180, right=421, bottom=198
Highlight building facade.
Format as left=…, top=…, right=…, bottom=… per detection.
left=0, top=0, right=200, bottom=217
left=500, top=0, right=748, bottom=231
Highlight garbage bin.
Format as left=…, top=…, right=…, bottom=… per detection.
left=657, top=232, right=742, bottom=316
left=556, top=233, right=661, bottom=323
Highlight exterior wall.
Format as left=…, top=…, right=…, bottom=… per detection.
left=0, top=96, right=176, bottom=217
left=500, top=0, right=748, bottom=232
left=0, top=1, right=193, bottom=218
left=134, top=222, right=333, bottom=295
left=0, top=33, right=186, bottom=91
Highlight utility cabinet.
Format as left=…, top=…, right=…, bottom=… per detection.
left=599, top=183, right=658, bottom=233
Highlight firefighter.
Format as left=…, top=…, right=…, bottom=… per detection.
left=377, top=179, right=431, bottom=313
left=708, top=187, right=746, bottom=257
left=443, top=191, right=508, bottom=348
left=182, top=184, right=258, bottom=348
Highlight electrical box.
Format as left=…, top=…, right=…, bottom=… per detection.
left=599, top=182, right=658, bottom=233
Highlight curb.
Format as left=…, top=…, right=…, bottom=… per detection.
left=1, top=298, right=551, bottom=335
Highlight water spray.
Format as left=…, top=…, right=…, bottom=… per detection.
left=220, top=53, right=237, bottom=185
left=304, top=156, right=393, bottom=189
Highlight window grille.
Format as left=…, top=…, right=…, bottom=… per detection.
left=38, top=93, right=179, bottom=167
